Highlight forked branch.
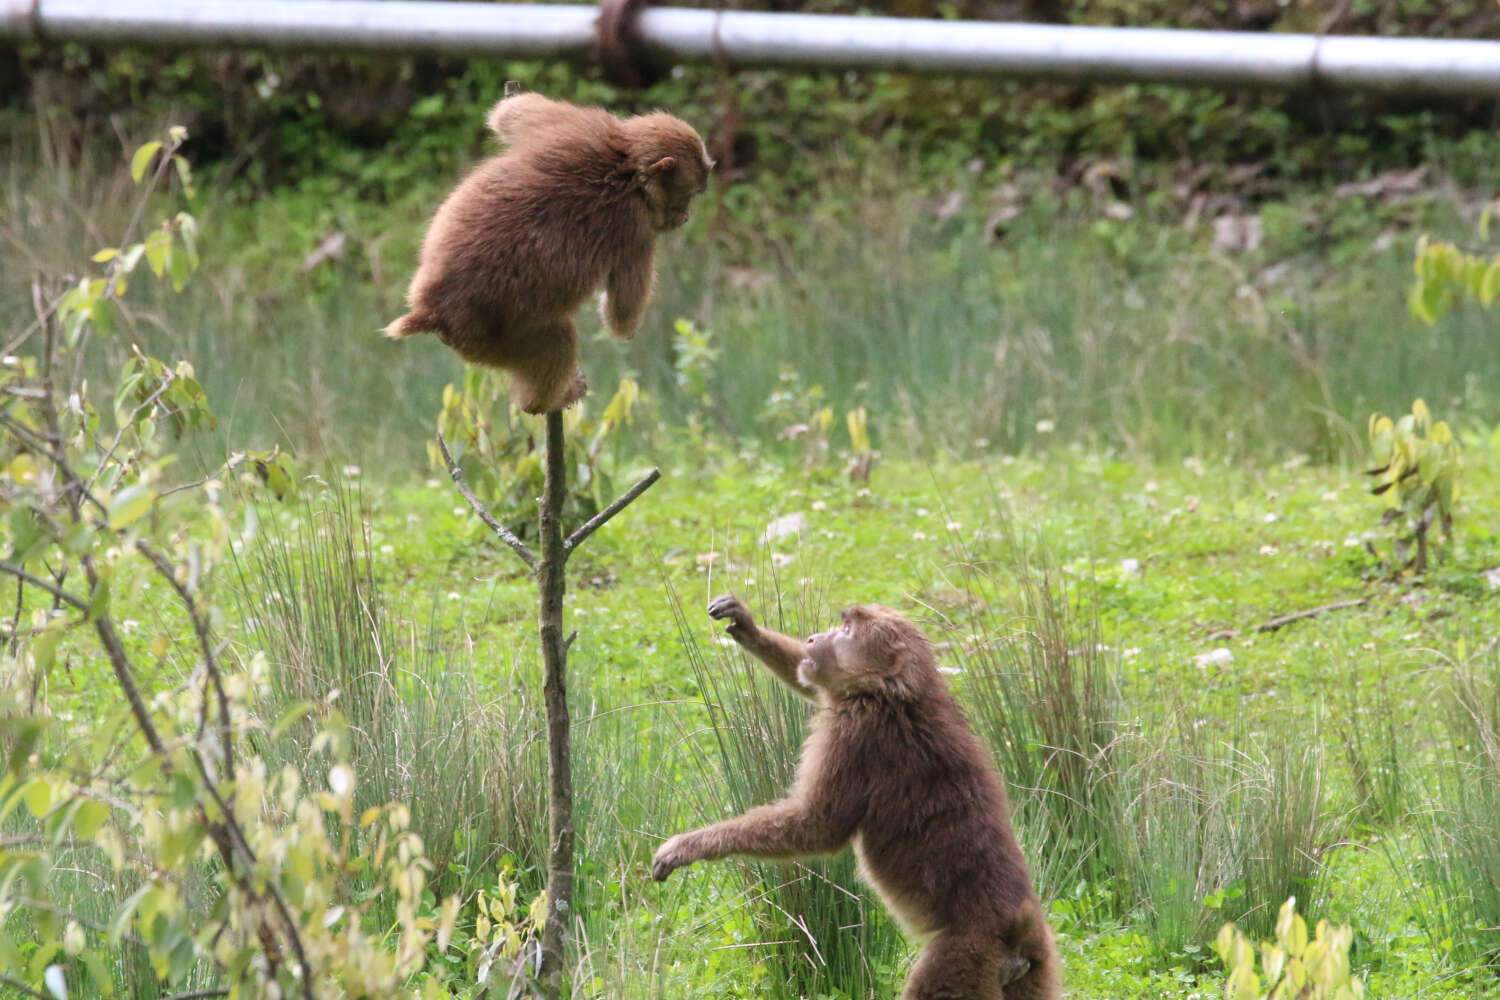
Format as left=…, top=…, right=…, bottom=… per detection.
left=564, top=467, right=661, bottom=555
left=436, top=433, right=539, bottom=570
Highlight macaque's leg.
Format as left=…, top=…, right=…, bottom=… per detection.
left=509, top=321, right=584, bottom=414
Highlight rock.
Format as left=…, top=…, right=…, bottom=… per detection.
left=761, top=513, right=807, bottom=544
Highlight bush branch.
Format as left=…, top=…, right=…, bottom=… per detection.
left=563, top=467, right=661, bottom=555
left=136, top=539, right=235, bottom=780
left=436, top=433, right=538, bottom=571
left=0, top=561, right=88, bottom=612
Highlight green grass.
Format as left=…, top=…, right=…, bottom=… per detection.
left=15, top=430, right=1500, bottom=997
left=59, top=443, right=1479, bottom=998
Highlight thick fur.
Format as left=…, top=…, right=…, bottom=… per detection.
left=654, top=598, right=1061, bottom=1000
left=386, top=94, right=710, bottom=413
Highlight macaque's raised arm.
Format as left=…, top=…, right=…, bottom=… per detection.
left=707, top=594, right=816, bottom=701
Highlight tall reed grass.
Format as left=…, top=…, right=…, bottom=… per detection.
left=932, top=507, right=1338, bottom=956
left=236, top=483, right=548, bottom=897
left=934, top=516, right=1128, bottom=896
left=1414, top=646, right=1500, bottom=973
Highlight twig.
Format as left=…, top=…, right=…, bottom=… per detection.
left=160, top=991, right=230, bottom=1000
left=1257, top=598, right=1369, bottom=633
left=86, top=565, right=167, bottom=756
left=9, top=575, right=25, bottom=655
left=436, top=433, right=538, bottom=571
left=0, top=972, right=49, bottom=1000
left=158, top=454, right=249, bottom=499
left=85, top=368, right=176, bottom=496
left=136, top=539, right=234, bottom=780
left=0, top=561, right=88, bottom=611
left=14, top=895, right=150, bottom=948
left=563, top=467, right=661, bottom=555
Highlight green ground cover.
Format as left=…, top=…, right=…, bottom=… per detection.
left=3, top=89, right=1500, bottom=997
left=29, top=444, right=1499, bottom=997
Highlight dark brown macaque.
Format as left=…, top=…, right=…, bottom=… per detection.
left=386, top=93, right=711, bottom=413
left=654, top=596, right=1062, bottom=1000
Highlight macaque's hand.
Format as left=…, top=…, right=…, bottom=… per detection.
left=652, top=833, right=700, bottom=882
left=708, top=594, right=756, bottom=643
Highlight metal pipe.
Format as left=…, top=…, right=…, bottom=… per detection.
left=6, top=0, right=1500, bottom=97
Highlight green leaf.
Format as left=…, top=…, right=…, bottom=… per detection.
left=272, top=700, right=315, bottom=738
left=1481, top=258, right=1500, bottom=307
left=143, top=231, right=170, bottom=278
left=171, top=155, right=195, bottom=199
left=86, top=578, right=111, bottom=623
left=412, top=94, right=446, bottom=118
left=81, top=951, right=114, bottom=996
left=22, top=777, right=51, bottom=818
left=167, top=241, right=191, bottom=292
left=71, top=799, right=109, bottom=840
left=30, top=619, right=65, bottom=680
left=107, top=484, right=156, bottom=530
left=110, top=884, right=152, bottom=943
left=91, top=247, right=118, bottom=263
left=130, top=141, right=162, bottom=183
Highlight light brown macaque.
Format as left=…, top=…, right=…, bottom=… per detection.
left=386, top=93, right=711, bottom=413
left=654, top=596, right=1061, bottom=1000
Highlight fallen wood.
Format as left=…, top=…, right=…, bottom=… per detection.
left=1257, top=598, right=1368, bottom=633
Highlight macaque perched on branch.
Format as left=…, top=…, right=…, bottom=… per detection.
left=655, top=596, right=1062, bottom=1000
left=386, top=92, right=711, bottom=413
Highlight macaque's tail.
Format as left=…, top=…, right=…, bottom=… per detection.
left=384, top=312, right=440, bottom=340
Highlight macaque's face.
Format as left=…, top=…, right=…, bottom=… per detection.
left=644, top=148, right=712, bottom=232
left=798, top=609, right=873, bottom=693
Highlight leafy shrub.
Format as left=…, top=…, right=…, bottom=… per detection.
left=1214, top=897, right=1364, bottom=1000
left=1365, top=398, right=1461, bottom=576
left=239, top=482, right=549, bottom=900
left=433, top=365, right=646, bottom=536
left=0, top=126, right=462, bottom=1000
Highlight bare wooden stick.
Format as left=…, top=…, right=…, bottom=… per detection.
left=1257, top=598, right=1368, bottom=633
left=564, top=467, right=661, bottom=555
left=535, top=411, right=572, bottom=1000
left=436, top=433, right=539, bottom=571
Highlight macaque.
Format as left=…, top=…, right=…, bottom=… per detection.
left=654, top=596, right=1061, bottom=1000
left=386, top=93, right=711, bottom=413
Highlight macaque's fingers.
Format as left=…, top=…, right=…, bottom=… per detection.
left=707, top=594, right=752, bottom=630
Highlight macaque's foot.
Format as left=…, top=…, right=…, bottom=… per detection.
left=560, top=370, right=588, bottom=409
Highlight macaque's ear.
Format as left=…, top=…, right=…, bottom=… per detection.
left=648, top=156, right=677, bottom=175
